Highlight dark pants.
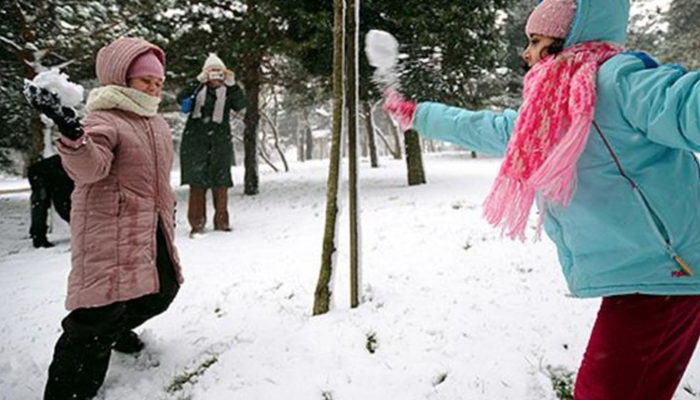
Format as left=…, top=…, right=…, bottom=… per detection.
left=574, top=294, right=700, bottom=400
left=28, top=155, right=73, bottom=241
left=44, top=224, right=180, bottom=400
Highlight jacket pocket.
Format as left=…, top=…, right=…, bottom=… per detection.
left=633, top=186, right=693, bottom=275
left=633, top=186, right=672, bottom=250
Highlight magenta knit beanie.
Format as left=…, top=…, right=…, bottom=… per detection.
left=526, top=0, right=577, bottom=39
left=127, top=50, right=164, bottom=80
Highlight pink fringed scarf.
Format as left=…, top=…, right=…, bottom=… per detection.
left=482, top=41, right=623, bottom=241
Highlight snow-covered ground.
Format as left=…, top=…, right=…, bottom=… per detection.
left=1, top=154, right=698, bottom=400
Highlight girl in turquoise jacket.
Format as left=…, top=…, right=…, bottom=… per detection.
left=384, top=0, right=700, bottom=398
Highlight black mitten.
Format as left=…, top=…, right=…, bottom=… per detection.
left=24, top=83, right=84, bottom=140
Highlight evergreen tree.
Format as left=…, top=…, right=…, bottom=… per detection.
left=0, top=0, right=174, bottom=171
left=662, top=0, right=700, bottom=69
left=627, top=0, right=667, bottom=57
left=164, top=0, right=336, bottom=195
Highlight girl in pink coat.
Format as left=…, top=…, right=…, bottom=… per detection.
left=25, top=37, right=184, bottom=400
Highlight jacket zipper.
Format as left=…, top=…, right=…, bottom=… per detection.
left=592, top=121, right=694, bottom=276
left=145, top=119, right=160, bottom=269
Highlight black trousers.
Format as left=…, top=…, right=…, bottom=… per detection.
left=44, top=224, right=180, bottom=400
left=28, top=155, right=73, bottom=240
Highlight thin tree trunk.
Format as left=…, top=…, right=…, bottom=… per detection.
left=405, top=129, right=426, bottom=185
left=346, top=0, right=360, bottom=308
left=261, top=110, right=289, bottom=172
left=374, top=126, right=398, bottom=159
left=388, top=119, right=403, bottom=160
left=296, top=112, right=305, bottom=162
left=258, top=148, right=279, bottom=172
left=258, top=126, right=279, bottom=172
left=303, top=109, right=314, bottom=161
left=314, top=0, right=344, bottom=316
left=363, top=101, right=379, bottom=168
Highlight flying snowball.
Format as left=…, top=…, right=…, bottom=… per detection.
left=30, top=69, right=84, bottom=108
left=365, top=30, right=399, bottom=70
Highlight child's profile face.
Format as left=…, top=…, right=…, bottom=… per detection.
left=522, top=34, right=557, bottom=68
left=128, top=76, right=164, bottom=98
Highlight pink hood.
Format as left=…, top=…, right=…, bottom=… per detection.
left=96, top=37, right=166, bottom=87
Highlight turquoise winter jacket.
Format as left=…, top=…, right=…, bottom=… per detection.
left=413, top=0, right=700, bottom=298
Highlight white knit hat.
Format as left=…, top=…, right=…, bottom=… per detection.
left=202, top=53, right=226, bottom=72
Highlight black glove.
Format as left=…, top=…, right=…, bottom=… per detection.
left=24, top=83, right=84, bottom=141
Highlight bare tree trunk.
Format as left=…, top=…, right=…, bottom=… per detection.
left=374, top=126, right=399, bottom=159
left=346, top=0, right=360, bottom=308
left=314, top=0, right=344, bottom=316
left=296, top=112, right=305, bottom=162
left=405, top=129, right=426, bottom=186
left=261, top=110, right=289, bottom=172
left=258, top=148, right=279, bottom=172
left=303, top=109, right=314, bottom=161
left=231, top=140, right=238, bottom=167
left=388, top=119, right=403, bottom=160
left=258, top=126, right=279, bottom=172
left=363, top=101, right=379, bottom=168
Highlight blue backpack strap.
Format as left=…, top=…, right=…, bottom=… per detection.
left=626, top=50, right=689, bottom=73
left=625, top=51, right=659, bottom=69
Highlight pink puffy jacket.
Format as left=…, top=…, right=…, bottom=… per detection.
left=57, top=38, right=183, bottom=310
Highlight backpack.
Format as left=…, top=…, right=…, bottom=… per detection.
left=180, top=95, right=195, bottom=114
left=180, top=84, right=203, bottom=114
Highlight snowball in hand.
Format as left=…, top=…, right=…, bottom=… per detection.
left=365, top=30, right=399, bottom=70
left=29, top=69, right=84, bottom=108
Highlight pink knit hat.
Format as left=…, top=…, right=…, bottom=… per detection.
left=526, top=0, right=576, bottom=39
left=127, top=50, right=164, bottom=80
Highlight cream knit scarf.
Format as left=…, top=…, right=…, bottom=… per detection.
left=86, top=85, right=161, bottom=116
left=192, top=85, right=227, bottom=123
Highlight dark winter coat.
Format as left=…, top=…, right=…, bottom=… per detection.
left=28, top=154, right=74, bottom=239
left=178, top=81, right=247, bottom=188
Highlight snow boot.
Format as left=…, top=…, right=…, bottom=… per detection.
left=112, top=331, right=144, bottom=354
left=187, top=185, right=207, bottom=235
left=212, top=187, right=231, bottom=231
left=33, top=236, right=55, bottom=248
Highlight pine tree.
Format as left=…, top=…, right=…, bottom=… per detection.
left=0, top=0, right=174, bottom=172
left=662, top=0, right=700, bottom=69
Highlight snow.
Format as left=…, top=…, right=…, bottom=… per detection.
left=365, top=30, right=399, bottom=71
left=365, top=30, right=400, bottom=91
left=1, top=155, right=699, bottom=399
left=29, top=69, right=85, bottom=108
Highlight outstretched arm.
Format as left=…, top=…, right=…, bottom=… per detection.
left=613, top=54, right=700, bottom=151
left=412, top=102, right=517, bottom=156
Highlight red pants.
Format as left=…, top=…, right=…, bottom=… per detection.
left=575, top=295, right=700, bottom=400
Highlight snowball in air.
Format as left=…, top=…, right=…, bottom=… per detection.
left=30, top=69, right=84, bottom=108
left=365, top=30, right=399, bottom=70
